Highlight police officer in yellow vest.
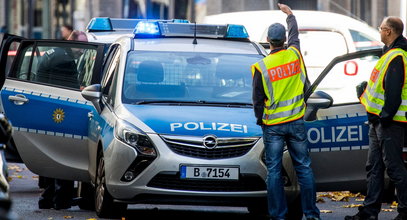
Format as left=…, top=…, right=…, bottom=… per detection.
left=251, top=3, right=320, bottom=220
left=346, top=17, right=407, bottom=220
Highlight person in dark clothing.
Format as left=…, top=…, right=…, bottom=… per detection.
left=38, top=177, right=74, bottom=210
left=252, top=7, right=310, bottom=124
left=36, top=47, right=80, bottom=88
left=345, top=16, right=407, bottom=220
left=252, top=3, right=319, bottom=220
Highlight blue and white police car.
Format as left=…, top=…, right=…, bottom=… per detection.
left=0, top=18, right=404, bottom=219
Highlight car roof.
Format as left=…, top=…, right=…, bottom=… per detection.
left=130, top=38, right=261, bottom=54
left=203, top=10, right=380, bottom=42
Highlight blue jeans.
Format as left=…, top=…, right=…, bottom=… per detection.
left=262, top=119, right=320, bottom=219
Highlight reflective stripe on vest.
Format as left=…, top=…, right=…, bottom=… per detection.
left=360, top=48, right=407, bottom=122
left=252, top=46, right=307, bottom=125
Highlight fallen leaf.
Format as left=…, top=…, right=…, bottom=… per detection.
left=318, top=191, right=364, bottom=202
left=382, top=209, right=394, bottom=212
left=86, top=219, right=97, bottom=220
left=390, top=201, right=398, bottom=209
left=342, top=204, right=363, bottom=208
left=316, top=197, right=325, bottom=203
left=7, top=165, right=25, bottom=174
left=320, top=210, right=333, bottom=213
left=355, top=198, right=365, bottom=202
left=63, top=216, right=73, bottom=219
left=332, top=195, right=349, bottom=202
left=7, top=177, right=12, bottom=182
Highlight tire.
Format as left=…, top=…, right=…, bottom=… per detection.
left=95, top=152, right=127, bottom=218
left=286, top=195, right=303, bottom=220
left=78, top=182, right=95, bottom=210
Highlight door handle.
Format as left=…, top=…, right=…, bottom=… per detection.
left=8, top=94, right=29, bottom=105
left=88, top=112, right=94, bottom=119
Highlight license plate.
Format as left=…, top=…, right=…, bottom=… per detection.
left=180, top=165, right=239, bottom=180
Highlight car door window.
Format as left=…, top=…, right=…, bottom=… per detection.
left=11, top=42, right=100, bottom=90
left=6, top=41, right=20, bottom=75
left=101, top=45, right=119, bottom=88
left=313, top=55, right=379, bottom=104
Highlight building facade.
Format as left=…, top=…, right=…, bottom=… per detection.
left=0, top=0, right=406, bottom=39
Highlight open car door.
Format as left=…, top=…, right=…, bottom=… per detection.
left=0, top=37, right=107, bottom=181
left=0, top=33, right=26, bottom=162
left=304, top=49, right=383, bottom=192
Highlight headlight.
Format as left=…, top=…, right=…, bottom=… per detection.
left=115, top=120, right=156, bottom=156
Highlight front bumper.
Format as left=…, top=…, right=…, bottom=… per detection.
left=102, top=133, right=297, bottom=205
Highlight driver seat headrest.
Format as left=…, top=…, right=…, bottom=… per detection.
left=137, top=61, right=164, bottom=83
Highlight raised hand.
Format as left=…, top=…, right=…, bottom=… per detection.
left=278, top=3, right=293, bottom=15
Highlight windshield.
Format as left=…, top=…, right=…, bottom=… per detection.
left=122, top=51, right=263, bottom=105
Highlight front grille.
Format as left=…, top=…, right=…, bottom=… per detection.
left=147, top=172, right=266, bottom=192
left=161, top=135, right=259, bottom=159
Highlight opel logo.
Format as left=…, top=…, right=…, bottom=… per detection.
left=203, top=135, right=218, bottom=149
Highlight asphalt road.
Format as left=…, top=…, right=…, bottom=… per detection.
left=7, top=163, right=399, bottom=220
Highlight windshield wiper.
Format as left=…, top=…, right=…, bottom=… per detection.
left=134, top=100, right=253, bottom=107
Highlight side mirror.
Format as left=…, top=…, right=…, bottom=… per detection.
left=304, top=91, right=333, bottom=121
left=81, top=84, right=102, bottom=113
left=0, top=114, right=12, bottom=149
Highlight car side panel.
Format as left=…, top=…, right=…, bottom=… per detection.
left=306, top=103, right=369, bottom=192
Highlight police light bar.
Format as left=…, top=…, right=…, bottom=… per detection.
left=133, top=22, right=249, bottom=39
left=87, top=17, right=113, bottom=32
left=87, top=17, right=190, bottom=32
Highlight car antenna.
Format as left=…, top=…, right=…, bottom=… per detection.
left=193, top=22, right=198, bottom=45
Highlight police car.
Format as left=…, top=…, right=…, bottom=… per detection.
left=0, top=18, right=402, bottom=219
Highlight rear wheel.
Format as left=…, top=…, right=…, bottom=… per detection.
left=95, top=152, right=127, bottom=218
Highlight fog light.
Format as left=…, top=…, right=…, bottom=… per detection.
left=124, top=171, right=135, bottom=181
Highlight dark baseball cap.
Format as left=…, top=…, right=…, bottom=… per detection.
left=267, top=23, right=286, bottom=42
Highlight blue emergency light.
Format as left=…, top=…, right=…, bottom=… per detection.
left=134, top=21, right=161, bottom=36
left=87, top=17, right=113, bottom=31
left=226, top=24, right=249, bottom=38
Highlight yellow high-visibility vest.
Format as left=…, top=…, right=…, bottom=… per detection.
left=251, top=46, right=307, bottom=125
left=360, top=48, right=407, bottom=122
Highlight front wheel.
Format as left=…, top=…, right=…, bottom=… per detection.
left=95, top=152, right=127, bottom=218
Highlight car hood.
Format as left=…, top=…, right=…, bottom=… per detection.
left=122, top=104, right=262, bottom=137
